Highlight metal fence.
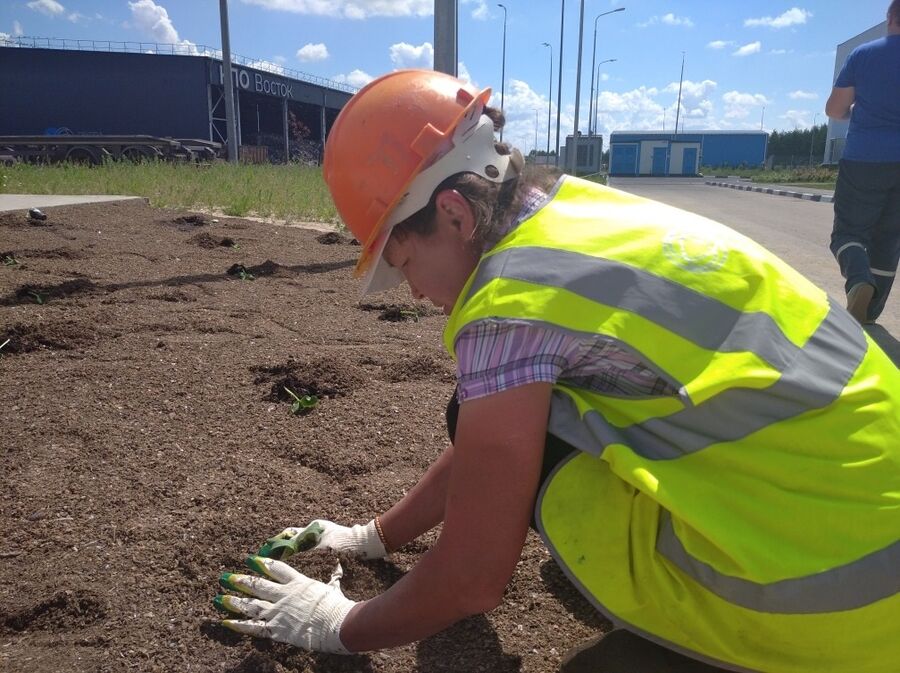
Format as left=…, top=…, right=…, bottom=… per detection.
left=1, top=35, right=358, bottom=94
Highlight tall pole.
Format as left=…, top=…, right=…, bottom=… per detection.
left=570, top=0, right=586, bottom=174
left=760, top=106, right=765, bottom=130
left=589, top=8, right=624, bottom=136
left=534, top=109, right=539, bottom=158
left=497, top=3, right=507, bottom=142
left=673, top=51, right=685, bottom=139
left=593, top=58, right=616, bottom=138
left=808, top=112, right=819, bottom=166
left=434, top=0, right=458, bottom=76
left=219, top=0, right=238, bottom=163
left=555, top=0, right=565, bottom=167
left=542, top=42, right=553, bottom=160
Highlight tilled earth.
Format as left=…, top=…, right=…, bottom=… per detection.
left=0, top=201, right=607, bottom=673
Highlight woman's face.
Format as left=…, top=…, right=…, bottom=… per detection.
left=382, top=190, right=481, bottom=315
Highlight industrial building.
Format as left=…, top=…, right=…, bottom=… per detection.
left=608, top=131, right=768, bottom=176
left=823, top=21, right=887, bottom=164
left=558, top=134, right=603, bottom=175
left=0, top=39, right=355, bottom=162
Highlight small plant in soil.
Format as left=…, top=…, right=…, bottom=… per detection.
left=0, top=338, right=9, bottom=355
left=3, top=254, right=18, bottom=266
left=28, top=290, right=46, bottom=305
left=283, top=386, right=318, bottom=415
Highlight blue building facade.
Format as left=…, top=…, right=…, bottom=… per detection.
left=609, top=131, right=768, bottom=176
left=0, top=44, right=353, bottom=159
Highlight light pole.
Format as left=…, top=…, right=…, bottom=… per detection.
left=760, top=106, right=766, bottom=130
left=497, top=3, right=507, bottom=142
left=218, top=0, right=238, bottom=163
left=534, top=109, right=539, bottom=160
left=593, top=58, right=616, bottom=137
left=542, top=42, right=553, bottom=161
left=674, top=51, right=685, bottom=139
left=570, top=0, right=587, bottom=174
left=808, top=112, right=819, bottom=166
left=588, top=7, right=624, bottom=136
left=555, top=0, right=565, bottom=167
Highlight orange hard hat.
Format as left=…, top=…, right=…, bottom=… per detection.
left=323, top=69, right=518, bottom=294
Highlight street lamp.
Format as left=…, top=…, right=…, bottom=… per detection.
left=555, top=0, right=565, bottom=167
left=497, top=3, right=507, bottom=142
left=593, top=58, right=616, bottom=137
left=542, top=42, right=553, bottom=161
left=589, top=7, right=624, bottom=136
left=572, top=2, right=624, bottom=174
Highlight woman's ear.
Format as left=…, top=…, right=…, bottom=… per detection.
left=434, top=189, right=476, bottom=239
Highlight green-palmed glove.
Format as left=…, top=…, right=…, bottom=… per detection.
left=257, top=519, right=386, bottom=561
left=215, top=555, right=355, bottom=654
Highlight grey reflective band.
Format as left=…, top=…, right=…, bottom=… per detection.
left=466, top=246, right=802, bottom=372
left=656, top=511, right=900, bottom=613
left=464, top=245, right=867, bottom=460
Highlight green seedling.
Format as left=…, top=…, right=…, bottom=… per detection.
left=283, top=386, right=318, bottom=415
left=3, top=255, right=17, bottom=266
left=258, top=522, right=325, bottom=560
left=28, top=290, right=45, bottom=305
left=238, top=269, right=255, bottom=281
left=400, top=310, right=419, bottom=322
left=0, top=338, right=9, bottom=355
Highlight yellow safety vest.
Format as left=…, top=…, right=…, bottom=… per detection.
left=444, top=176, right=900, bottom=673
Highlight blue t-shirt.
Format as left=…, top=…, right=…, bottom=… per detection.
left=834, top=34, right=900, bottom=162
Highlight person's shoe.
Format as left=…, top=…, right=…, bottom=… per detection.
left=846, top=282, right=875, bottom=323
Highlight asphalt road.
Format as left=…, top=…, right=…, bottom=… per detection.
left=610, top=177, right=899, bottom=364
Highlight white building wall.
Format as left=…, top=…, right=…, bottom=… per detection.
left=824, top=21, right=887, bottom=164
left=639, top=140, right=669, bottom=174
left=669, top=142, right=700, bottom=174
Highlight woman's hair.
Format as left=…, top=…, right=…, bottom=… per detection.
left=391, top=105, right=561, bottom=251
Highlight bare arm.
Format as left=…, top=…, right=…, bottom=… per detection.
left=825, top=86, right=855, bottom=121
left=378, top=442, right=456, bottom=551
left=339, top=382, right=552, bottom=651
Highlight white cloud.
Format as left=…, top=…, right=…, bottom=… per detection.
left=128, top=0, right=180, bottom=43
left=639, top=13, right=693, bottom=28
left=707, top=40, right=733, bottom=49
left=457, top=61, right=474, bottom=85
left=769, top=48, right=789, bottom=55
left=67, top=11, right=87, bottom=23
left=464, top=0, right=489, bottom=20
left=389, top=41, right=434, bottom=69
left=296, top=43, right=328, bottom=62
left=723, top=90, right=770, bottom=118
left=0, top=32, right=12, bottom=45
left=599, top=73, right=610, bottom=82
left=333, top=69, right=374, bottom=88
left=733, top=41, right=761, bottom=57
left=744, top=7, right=811, bottom=29
left=240, top=0, right=432, bottom=19
left=789, top=90, right=818, bottom=100
left=27, top=0, right=65, bottom=17
left=12, top=20, right=24, bottom=36
left=780, top=109, right=811, bottom=128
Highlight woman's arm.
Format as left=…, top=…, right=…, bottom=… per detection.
left=339, top=382, right=552, bottom=651
left=378, top=442, right=456, bottom=551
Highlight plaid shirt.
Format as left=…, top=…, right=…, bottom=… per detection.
left=455, top=185, right=677, bottom=403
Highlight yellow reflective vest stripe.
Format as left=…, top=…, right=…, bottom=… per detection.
left=444, top=176, right=900, bottom=672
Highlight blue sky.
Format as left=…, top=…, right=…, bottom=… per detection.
left=1, top=1, right=891, bottom=154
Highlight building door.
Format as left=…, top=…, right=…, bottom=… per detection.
left=611, top=144, right=638, bottom=175
left=651, top=146, right=668, bottom=175
left=682, top=147, right=697, bottom=175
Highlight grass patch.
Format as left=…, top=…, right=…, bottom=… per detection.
left=783, top=181, right=836, bottom=190
left=702, top=165, right=837, bottom=188
left=0, top=161, right=340, bottom=225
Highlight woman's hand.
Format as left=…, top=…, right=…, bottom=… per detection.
left=257, top=520, right=387, bottom=561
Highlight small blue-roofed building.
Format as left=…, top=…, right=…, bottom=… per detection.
left=608, top=131, right=768, bottom=176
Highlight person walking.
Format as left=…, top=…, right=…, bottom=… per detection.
left=215, top=70, right=900, bottom=672
left=826, top=0, right=900, bottom=323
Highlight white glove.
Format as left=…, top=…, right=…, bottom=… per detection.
left=217, top=555, right=356, bottom=653
left=258, top=519, right=387, bottom=561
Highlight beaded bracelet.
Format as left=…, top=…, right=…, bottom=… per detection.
left=374, top=515, right=389, bottom=552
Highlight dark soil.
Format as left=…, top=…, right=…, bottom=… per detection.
left=0, top=200, right=607, bottom=672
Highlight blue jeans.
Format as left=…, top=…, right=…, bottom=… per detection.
left=830, top=159, right=900, bottom=322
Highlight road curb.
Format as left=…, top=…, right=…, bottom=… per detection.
left=704, top=180, right=834, bottom=203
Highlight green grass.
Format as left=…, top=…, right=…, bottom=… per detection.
left=0, top=161, right=340, bottom=224
left=782, top=181, right=836, bottom=190
left=701, top=165, right=837, bottom=189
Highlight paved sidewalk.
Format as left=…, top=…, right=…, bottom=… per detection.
left=0, top=193, right=145, bottom=212
left=704, top=180, right=834, bottom=203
